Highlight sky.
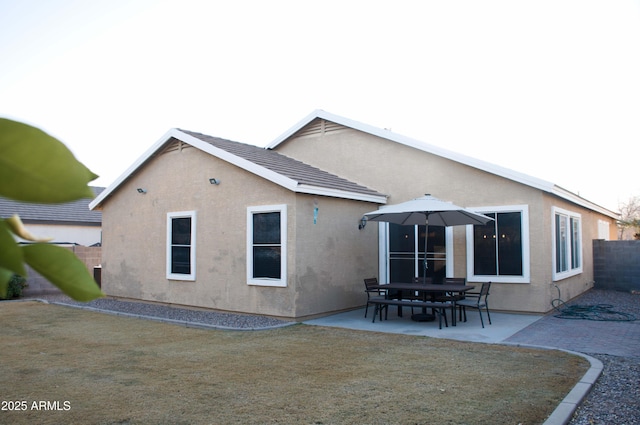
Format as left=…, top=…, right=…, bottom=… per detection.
left=1, top=0, right=639, bottom=213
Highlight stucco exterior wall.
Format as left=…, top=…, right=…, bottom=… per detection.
left=273, top=125, right=617, bottom=314
left=100, top=143, right=379, bottom=318
left=291, top=195, right=379, bottom=317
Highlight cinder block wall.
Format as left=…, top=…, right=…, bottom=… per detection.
left=593, top=240, right=640, bottom=292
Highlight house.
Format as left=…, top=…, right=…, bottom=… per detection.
left=90, top=111, right=618, bottom=318
left=0, top=186, right=104, bottom=295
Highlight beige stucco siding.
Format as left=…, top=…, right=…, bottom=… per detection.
left=274, top=126, right=617, bottom=314
left=291, top=195, right=379, bottom=318
left=100, top=142, right=379, bottom=318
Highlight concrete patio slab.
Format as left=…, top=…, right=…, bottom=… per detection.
left=304, top=306, right=542, bottom=344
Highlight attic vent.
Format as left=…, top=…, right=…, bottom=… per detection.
left=161, top=138, right=193, bottom=154
left=294, top=119, right=345, bottom=138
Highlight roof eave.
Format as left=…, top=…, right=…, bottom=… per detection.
left=267, top=110, right=618, bottom=218
left=550, top=186, right=619, bottom=219
left=90, top=128, right=182, bottom=210
left=295, top=185, right=387, bottom=204
left=90, top=128, right=384, bottom=208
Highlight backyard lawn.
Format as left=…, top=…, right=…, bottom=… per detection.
left=1, top=301, right=588, bottom=424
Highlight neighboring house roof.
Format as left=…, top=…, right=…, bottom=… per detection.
left=267, top=110, right=619, bottom=220
left=0, top=187, right=104, bottom=225
left=89, top=129, right=387, bottom=210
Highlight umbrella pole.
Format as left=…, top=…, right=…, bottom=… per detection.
left=412, top=216, right=436, bottom=322
left=423, top=217, right=429, bottom=278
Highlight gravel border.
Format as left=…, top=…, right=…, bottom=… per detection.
left=29, top=294, right=294, bottom=330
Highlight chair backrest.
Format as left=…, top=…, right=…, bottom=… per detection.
left=444, top=277, right=466, bottom=286
left=364, top=278, right=378, bottom=291
left=479, top=281, right=491, bottom=299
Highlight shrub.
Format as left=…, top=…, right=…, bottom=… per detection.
left=0, top=275, right=27, bottom=299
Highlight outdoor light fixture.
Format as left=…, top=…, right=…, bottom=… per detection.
left=136, top=188, right=147, bottom=194
left=358, top=216, right=367, bottom=230
left=209, top=178, right=220, bottom=185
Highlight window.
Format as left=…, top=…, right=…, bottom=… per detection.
left=387, top=224, right=450, bottom=283
left=553, top=207, right=582, bottom=280
left=247, top=204, right=287, bottom=287
left=167, top=211, right=196, bottom=280
left=466, top=205, right=530, bottom=283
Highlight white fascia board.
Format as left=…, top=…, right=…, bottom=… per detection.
left=550, top=186, right=619, bottom=219
left=89, top=128, right=299, bottom=210
left=176, top=132, right=388, bottom=203
left=173, top=130, right=299, bottom=190
left=89, top=127, right=385, bottom=209
left=295, top=184, right=387, bottom=204
left=268, top=110, right=617, bottom=217
left=89, top=128, right=180, bottom=210
left=265, top=109, right=325, bottom=149
left=267, top=110, right=555, bottom=192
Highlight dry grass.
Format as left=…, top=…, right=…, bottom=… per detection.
left=1, top=302, right=588, bottom=425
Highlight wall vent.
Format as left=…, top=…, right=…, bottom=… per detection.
left=293, top=119, right=345, bottom=138
left=161, top=138, right=193, bottom=154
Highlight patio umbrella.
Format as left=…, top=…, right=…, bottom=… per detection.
left=363, top=194, right=493, bottom=273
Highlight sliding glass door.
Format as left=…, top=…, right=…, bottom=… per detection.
left=388, top=223, right=446, bottom=283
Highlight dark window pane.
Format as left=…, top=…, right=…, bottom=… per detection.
left=571, top=218, right=581, bottom=269
left=556, top=214, right=567, bottom=273
left=172, top=217, right=191, bottom=245
left=253, top=212, right=281, bottom=244
left=474, top=213, right=497, bottom=275
left=253, top=246, right=281, bottom=278
left=389, top=255, right=414, bottom=283
left=171, top=246, right=191, bottom=274
left=389, top=223, right=415, bottom=253
left=497, top=212, right=523, bottom=275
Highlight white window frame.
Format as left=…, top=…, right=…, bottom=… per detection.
left=466, top=205, right=530, bottom=284
left=247, top=204, right=287, bottom=287
left=166, top=211, right=196, bottom=281
left=552, top=207, right=583, bottom=281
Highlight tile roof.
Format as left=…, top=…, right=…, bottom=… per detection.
left=0, top=187, right=103, bottom=225
left=180, top=130, right=385, bottom=199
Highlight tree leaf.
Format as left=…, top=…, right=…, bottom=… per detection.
left=6, top=214, right=53, bottom=242
left=0, top=219, right=26, bottom=277
left=0, top=267, right=13, bottom=298
left=0, top=118, right=99, bottom=203
left=22, top=244, right=103, bottom=301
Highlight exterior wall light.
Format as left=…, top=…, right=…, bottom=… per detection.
left=136, top=188, right=147, bottom=194
left=209, top=178, right=221, bottom=185
left=358, top=216, right=367, bottom=230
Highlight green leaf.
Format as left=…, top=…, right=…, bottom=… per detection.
left=0, top=219, right=26, bottom=277
left=22, top=244, right=103, bottom=301
left=0, top=267, right=13, bottom=298
left=0, top=118, right=99, bottom=203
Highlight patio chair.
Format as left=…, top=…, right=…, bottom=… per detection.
left=435, top=277, right=467, bottom=321
left=364, top=278, right=387, bottom=320
left=457, top=282, right=492, bottom=328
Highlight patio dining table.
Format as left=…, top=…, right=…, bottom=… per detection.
left=371, top=282, right=475, bottom=325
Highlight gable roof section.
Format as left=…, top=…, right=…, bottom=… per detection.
left=0, top=187, right=104, bottom=225
left=90, top=129, right=386, bottom=210
left=267, top=110, right=618, bottom=219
